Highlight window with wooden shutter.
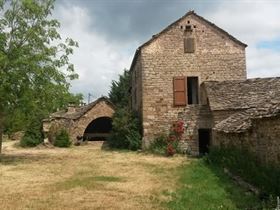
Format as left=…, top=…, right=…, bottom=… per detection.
left=184, top=38, right=195, bottom=53
left=173, top=77, right=187, bottom=106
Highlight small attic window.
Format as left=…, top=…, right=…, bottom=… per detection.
left=184, top=38, right=195, bottom=53
left=185, top=25, right=192, bottom=31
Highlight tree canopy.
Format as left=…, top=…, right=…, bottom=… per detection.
left=0, top=0, right=82, bottom=153
left=108, top=69, right=130, bottom=108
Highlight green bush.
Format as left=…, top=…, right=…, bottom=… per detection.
left=206, top=146, right=280, bottom=196
left=149, top=134, right=168, bottom=155
left=20, top=119, right=43, bottom=147
left=108, top=108, right=141, bottom=151
left=53, top=129, right=71, bottom=148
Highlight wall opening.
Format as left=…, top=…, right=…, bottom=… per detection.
left=198, top=129, right=211, bottom=155
left=83, top=117, right=112, bottom=141
left=187, top=77, right=199, bottom=104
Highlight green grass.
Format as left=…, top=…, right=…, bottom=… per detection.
left=55, top=175, right=124, bottom=190
left=165, top=160, right=262, bottom=210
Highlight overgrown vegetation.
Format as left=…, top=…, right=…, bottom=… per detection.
left=53, top=129, right=71, bottom=148
left=149, top=120, right=185, bottom=156
left=108, top=69, right=142, bottom=150
left=165, top=160, right=267, bottom=210
left=206, top=146, right=280, bottom=197
left=20, top=118, right=43, bottom=147
left=149, top=134, right=168, bottom=155
left=108, top=108, right=141, bottom=150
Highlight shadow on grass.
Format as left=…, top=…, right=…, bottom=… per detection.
left=100, top=142, right=136, bottom=154
left=0, top=153, right=47, bottom=165
left=165, top=159, right=264, bottom=210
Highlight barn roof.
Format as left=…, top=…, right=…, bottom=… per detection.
left=130, top=10, right=247, bottom=72
left=48, top=97, right=115, bottom=120
left=214, top=102, right=280, bottom=133
left=203, top=77, right=280, bottom=111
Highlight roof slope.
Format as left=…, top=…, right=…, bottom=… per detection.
left=49, top=97, right=115, bottom=120
left=214, top=102, right=280, bottom=133
left=203, top=77, right=280, bottom=111
left=130, top=10, right=247, bottom=71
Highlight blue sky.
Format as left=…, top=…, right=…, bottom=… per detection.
left=54, top=0, right=280, bottom=101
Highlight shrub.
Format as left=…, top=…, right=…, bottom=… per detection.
left=149, top=120, right=185, bottom=156
left=20, top=119, right=43, bottom=147
left=149, top=134, right=168, bottom=155
left=53, top=129, right=71, bottom=148
left=206, top=146, right=280, bottom=197
left=108, top=108, right=141, bottom=151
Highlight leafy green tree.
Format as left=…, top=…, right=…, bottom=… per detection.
left=108, top=69, right=142, bottom=150
left=109, top=69, right=130, bottom=108
left=0, top=0, right=79, bottom=154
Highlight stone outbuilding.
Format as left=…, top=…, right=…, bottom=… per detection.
left=43, top=97, right=115, bottom=143
left=203, top=78, right=280, bottom=164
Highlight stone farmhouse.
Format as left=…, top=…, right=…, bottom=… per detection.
left=43, top=10, right=280, bottom=163
left=130, top=10, right=280, bottom=161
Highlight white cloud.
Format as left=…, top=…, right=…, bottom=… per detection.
left=55, top=3, right=135, bottom=102
left=205, top=1, right=280, bottom=78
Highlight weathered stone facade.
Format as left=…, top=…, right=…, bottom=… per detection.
left=130, top=11, right=247, bottom=151
left=205, top=79, right=280, bottom=164
left=214, top=115, right=280, bottom=165
left=43, top=97, right=115, bottom=142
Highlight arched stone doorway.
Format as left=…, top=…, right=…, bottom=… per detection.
left=83, top=117, right=112, bottom=141
left=43, top=97, right=115, bottom=143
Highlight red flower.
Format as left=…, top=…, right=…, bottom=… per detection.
left=166, top=144, right=176, bottom=156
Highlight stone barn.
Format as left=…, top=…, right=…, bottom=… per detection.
left=130, top=10, right=247, bottom=153
left=43, top=97, right=115, bottom=143
left=129, top=10, right=280, bottom=158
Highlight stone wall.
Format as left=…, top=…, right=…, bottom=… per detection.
left=131, top=53, right=143, bottom=122
left=178, top=105, right=212, bottom=155
left=214, top=116, right=280, bottom=164
left=131, top=13, right=246, bottom=148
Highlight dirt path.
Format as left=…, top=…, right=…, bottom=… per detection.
left=0, top=141, right=185, bottom=210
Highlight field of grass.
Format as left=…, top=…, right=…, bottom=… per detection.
left=165, top=160, right=262, bottom=210
left=0, top=141, right=263, bottom=210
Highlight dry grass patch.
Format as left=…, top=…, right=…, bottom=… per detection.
left=0, top=141, right=185, bottom=210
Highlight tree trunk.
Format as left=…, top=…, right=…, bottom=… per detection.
left=0, top=111, right=3, bottom=155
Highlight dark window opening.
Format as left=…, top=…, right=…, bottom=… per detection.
left=83, top=117, right=112, bottom=141
left=199, top=129, right=211, bottom=155
left=187, top=77, right=199, bottom=104
left=184, top=38, right=195, bottom=53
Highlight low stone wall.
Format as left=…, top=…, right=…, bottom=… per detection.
left=214, top=115, right=280, bottom=165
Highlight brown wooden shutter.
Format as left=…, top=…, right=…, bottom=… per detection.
left=184, top=38, right=195, bottom=53
left=173, top=77, right=187, bottom=106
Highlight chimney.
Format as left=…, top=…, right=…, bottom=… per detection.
left=67, top=103, right=76, bottom=113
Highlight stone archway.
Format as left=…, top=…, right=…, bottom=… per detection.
left=43, top=97, right=115, bottom=143
left=70, top=98, right=115, bottom=141
left=83, top=116, right=112, bottom=140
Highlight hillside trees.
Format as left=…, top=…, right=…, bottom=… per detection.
left=0, top=0, right=80, bottom=153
